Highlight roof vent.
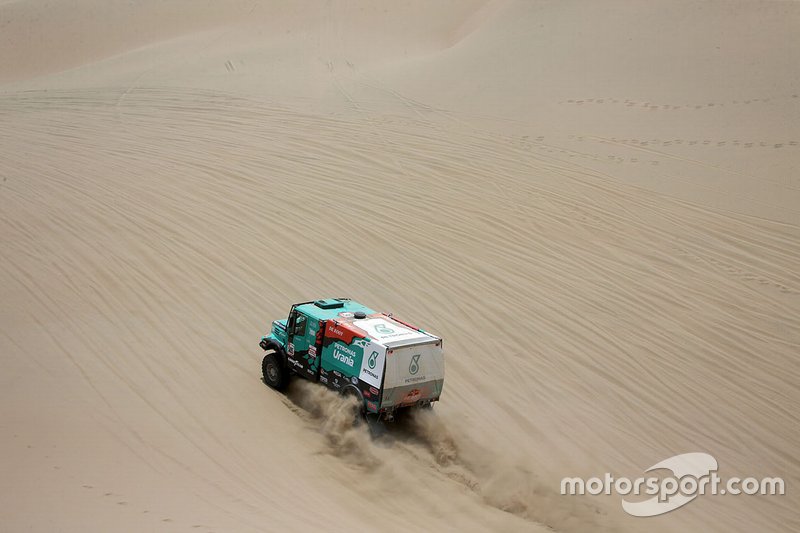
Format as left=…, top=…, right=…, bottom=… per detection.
left=314, top=299, right=344, bottom=310
left=353, top=311, right=367, bottom=319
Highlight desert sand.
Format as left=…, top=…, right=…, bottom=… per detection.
left=1, top=1, right=799, bottom=531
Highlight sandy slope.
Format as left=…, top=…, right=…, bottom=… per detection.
left=1, top=1, right=799, bottom=531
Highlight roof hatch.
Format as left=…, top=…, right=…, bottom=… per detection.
left=314, top=299, right=345, bottom=310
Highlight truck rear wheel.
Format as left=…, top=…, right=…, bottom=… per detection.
left=341, top=386, right=366, bottom=424
left=262, top=351, right=288, bottom=390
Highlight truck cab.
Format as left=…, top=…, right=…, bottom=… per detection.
left=259, top=298, right=444, bottom=419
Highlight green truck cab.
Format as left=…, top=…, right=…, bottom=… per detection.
left=259, top=298, right=444, bottom=420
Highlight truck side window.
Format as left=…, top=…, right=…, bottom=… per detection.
left=294, top=314, right=307, bottom=336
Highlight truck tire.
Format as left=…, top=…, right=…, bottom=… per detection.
left=341, top=386, right=366, bottom=424
left=262, top=351, right=288, bottom=390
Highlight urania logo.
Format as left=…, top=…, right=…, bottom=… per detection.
left=368, top=350, right=378, bottom=369
left=409, top=354, right=420, bottom=375
left=333, top=344, right=356, bottom=367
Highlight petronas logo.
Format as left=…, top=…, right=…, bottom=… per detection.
left=375, top=323, right=395, bottom=335
left=368, top=350, right=378, bottom=369
left=409, top=354, right=420, bottom=375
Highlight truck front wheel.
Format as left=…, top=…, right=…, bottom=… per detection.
left=262, top=351, right=288, bottom=390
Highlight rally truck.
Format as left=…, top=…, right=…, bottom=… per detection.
left=259, top=298, right=444, bottom=420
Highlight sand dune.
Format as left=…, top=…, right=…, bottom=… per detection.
left=1, top=1, right=798, bottom=532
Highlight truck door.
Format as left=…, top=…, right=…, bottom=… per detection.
left=286, top=309, right=322, bottom=381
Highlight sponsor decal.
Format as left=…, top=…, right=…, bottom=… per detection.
left=351, top=376, right=359, bottom=385
left=404, top=375, right=426, bottom=384
left=320, top=375, right=328, bottom=384
left=308, top=346, right=316, bottom=357
left=353, top=317, right=430, bottom=343
left=287, top=343, right=295, bottom=356
left=375, top=323, right=395, bottom=335
left=409, top=354, right=421, bottom=375
left=325, top=321, right=360, bottom=344
left=402, top=389, right=421, bottom=404
left=366, top=401, right=377, bottom=412
left=333, top=370, right=342, bottom=378
left=339, top=312, right=354, bottom=318
left=356, top=341, right=385, bottom=389
left=369, top=386, right=379, bottom=395
left=332, top=343, right=357, bottom=367
left=363, top=389, right=371, bottom=398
